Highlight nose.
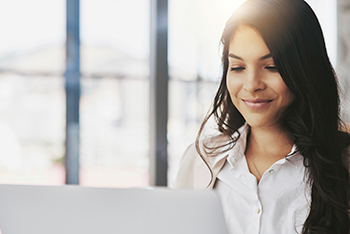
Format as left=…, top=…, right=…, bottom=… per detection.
left=243, top=70, right=266, bottom=93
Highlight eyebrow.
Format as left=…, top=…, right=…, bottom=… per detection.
left=228, top=53, right=273, bottom=61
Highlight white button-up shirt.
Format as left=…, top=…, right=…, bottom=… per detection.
left=214, top=124, right=311, bottom=234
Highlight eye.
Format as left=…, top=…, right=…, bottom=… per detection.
left=265, top=66, right=278, bottom=72
left=230, top=67, right=245, bottom=72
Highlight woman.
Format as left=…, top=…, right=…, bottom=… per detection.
left=174, top=0, right=350, bottom=233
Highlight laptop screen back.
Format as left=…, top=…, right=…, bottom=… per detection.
left=0, top=184, right=228, bottom=234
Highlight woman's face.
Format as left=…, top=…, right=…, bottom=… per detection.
left=226, top=25, right=295, bottom=129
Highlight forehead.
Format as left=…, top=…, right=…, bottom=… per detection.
left=228, top=24, right=271, bottom=58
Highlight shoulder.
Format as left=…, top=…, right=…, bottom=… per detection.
left=173, top=143, right=204, bottom=189
left=177, top=143, right=201, bottom=177
left=173, top=135, right=232, bottom=189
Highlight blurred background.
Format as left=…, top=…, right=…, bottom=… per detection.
left=0, top=0, right=346, bottom=187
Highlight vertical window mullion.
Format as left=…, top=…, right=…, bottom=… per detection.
left=65, top=0, right=80, bottom=185
left=150, top=0, right=169, bottom=186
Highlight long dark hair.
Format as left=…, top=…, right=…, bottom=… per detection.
left=196, top=0, right=350, bottom=233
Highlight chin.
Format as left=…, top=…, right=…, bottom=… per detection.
left=244, top=118, right=276, bottom=129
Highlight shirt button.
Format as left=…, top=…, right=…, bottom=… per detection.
left=257, top=208, right=261, bottom=214
left=269, top=169, right=274, bottom=174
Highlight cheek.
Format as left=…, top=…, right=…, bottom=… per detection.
left=275, top=81, right=295, bottom=106
left=226, top=74, right=241, bottom=100
left=285, top=91, right=296, bottom=108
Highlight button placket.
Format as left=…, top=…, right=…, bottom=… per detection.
left=255, top=202, right=262, bottom=215
left=248, top=202, right=262, bottom=234
left=254, top=198, right=262, bottom=215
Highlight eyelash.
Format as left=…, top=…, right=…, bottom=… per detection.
left=265, top=66, right=278, bottom=71
left=229, top=66, right=278, bottom=72
left=230, top=67, right=245, bottom=72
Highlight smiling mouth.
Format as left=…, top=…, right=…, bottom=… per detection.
left=242, top=98, right=273, bottom=110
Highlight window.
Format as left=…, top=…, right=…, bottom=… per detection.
left=0, top=0, right=338, bottom=187
left=0, top=0, right=66, bottom=184
left=80, top=0, right=150, bottom=187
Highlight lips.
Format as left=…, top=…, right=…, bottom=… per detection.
left=242, top=98, right=273, bottom=110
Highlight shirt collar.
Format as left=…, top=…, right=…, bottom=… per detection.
left=212, top=122, right=249, bottom=168
left=212, top=123, right=300, bottom=169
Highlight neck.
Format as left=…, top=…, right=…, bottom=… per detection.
left=247, top=123, right=294, bottom=161
left=245, top=123, right=294, bottom=183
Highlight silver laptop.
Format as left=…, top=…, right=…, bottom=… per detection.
left=0, top=184, right=228, bottom=234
